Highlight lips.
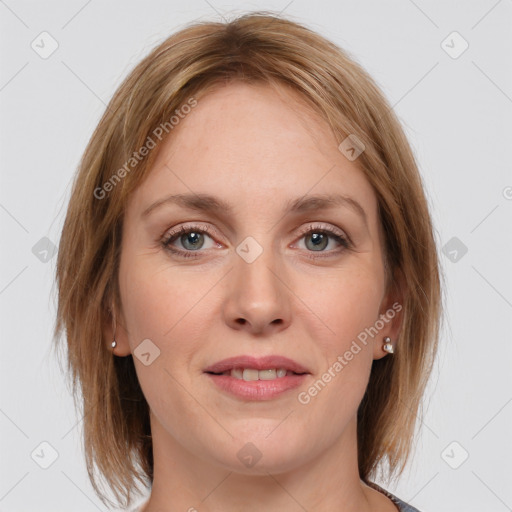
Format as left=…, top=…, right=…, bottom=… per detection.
left=203, top=355, right=310, bottom=375
left=204, top=355, right=311, bottom=400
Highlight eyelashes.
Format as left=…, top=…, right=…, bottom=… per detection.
left=161, top=224, right=218, bottom=259
left=160, top=223, right=350, bottom=260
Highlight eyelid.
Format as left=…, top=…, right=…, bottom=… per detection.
left=295, top=222, right=348, bottom=241
left=162, top=222, right=347, bottom=242
left=292, top=223, right=351, bottom=257
left=161, top=223, right=217, bottom=241
left=160, top=223, right=221, bottom=251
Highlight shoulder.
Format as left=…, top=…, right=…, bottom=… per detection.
left=366, top=480, right=423, bottom=512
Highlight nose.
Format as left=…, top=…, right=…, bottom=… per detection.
left=223, top=244, right=292, bottom=336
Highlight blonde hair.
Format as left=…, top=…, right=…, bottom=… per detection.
left=53, top=12, right=442, bottom=509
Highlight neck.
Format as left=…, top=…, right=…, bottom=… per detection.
left=139, top=412, right=376, bottom=512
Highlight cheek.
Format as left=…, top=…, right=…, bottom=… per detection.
left=303, top=266, right=383, bottom=349
left=119, top=253, right=210, bottom=345
left=118, top=260, right=210, bottom=433
left=294, top=268, right=381, bottom=406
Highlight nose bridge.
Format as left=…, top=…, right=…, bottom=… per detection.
left=235, top=234, right=282, bottom=303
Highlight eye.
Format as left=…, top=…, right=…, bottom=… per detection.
left=161, top=224, right=218, bottom=259
left=160, top=222, right=350, bottom=260
left=294, top=223, right=350, bottom=258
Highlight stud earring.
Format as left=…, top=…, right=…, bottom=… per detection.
left=111, top=308, right=117, bottom=351
left=383, top=336, right=394, bottom=354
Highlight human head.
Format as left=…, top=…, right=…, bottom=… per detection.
left=53, top=12, right=441, bottom=509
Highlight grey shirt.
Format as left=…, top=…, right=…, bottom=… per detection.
left=367, top=481, right=422, bottom=512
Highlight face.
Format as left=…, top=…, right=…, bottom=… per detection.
left=114, top=82, right=401, bottom=474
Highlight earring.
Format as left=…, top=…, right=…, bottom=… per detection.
left=110, top=308, right=117, bottom=351
left=383, top=336, right=394, bottom=354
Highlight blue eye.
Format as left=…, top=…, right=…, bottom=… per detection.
left=161, top=223, right=350, bottom=260
left=161, top=224, right=216, bottom=258
left=298, top=227, right=349, bottom=253
left=293, top=224, right=350, bottom=260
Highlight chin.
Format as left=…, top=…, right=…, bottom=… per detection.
left=207, top=431, right=309, bottom=475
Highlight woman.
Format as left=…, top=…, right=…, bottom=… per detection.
left=53, top=12, right=441, bottom=512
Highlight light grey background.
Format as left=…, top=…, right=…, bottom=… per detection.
left=1, top=1, right=511, bottom=511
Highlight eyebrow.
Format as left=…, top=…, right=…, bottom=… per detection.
left=141, top=192, right=368, bottom=226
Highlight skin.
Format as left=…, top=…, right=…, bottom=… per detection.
left=109, top=82, right=404, bottom=511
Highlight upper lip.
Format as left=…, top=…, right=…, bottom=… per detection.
left=204, top=355, right=310, bottom=374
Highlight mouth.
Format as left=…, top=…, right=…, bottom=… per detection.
left=203, top=355, right=310, bottom=400
left=206, top=367, right=304, bottom=381
left=204, top=354, right=310, bottom=376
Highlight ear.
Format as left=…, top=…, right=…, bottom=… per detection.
left=373, top=267, right=406, bottom=360
left=103, top=303, right=132, bottom=357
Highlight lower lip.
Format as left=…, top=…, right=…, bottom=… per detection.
left=205, top=373, right=308, bottom=400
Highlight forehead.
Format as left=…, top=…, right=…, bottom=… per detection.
left=128, top=81, right=378, bottom=223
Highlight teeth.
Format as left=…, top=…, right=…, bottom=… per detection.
left=228, top=368, right=291, bottom=381
left=231, top=368, right=243, bottom=379
left=242, top=369, right=259, bottom=381
left=259, top=369, right=277, bottom=380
